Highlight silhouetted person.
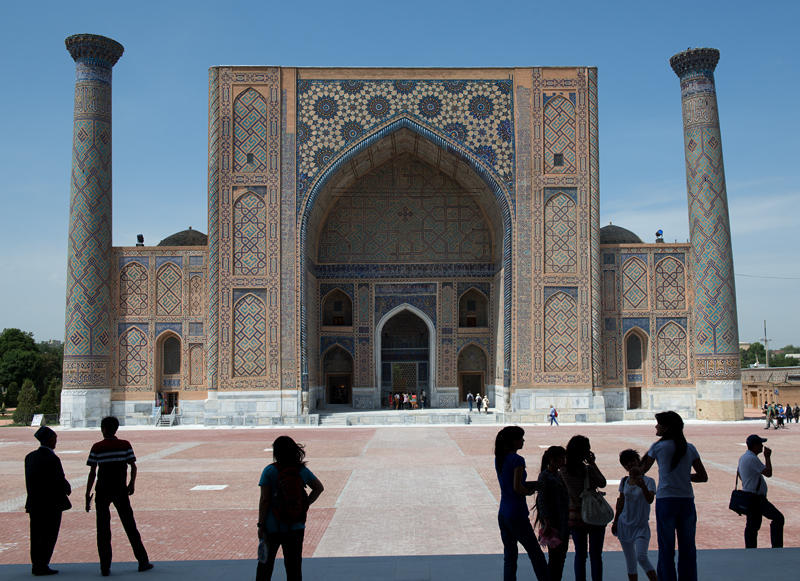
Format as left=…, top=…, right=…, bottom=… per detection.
left=85, top=416, right=153, bottom=576
left=25, top=426, right=71, bottom=576
left=738, top=434, right=783, bottom=548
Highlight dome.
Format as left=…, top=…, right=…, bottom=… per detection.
left=600, top=224, right=643, bottom=244
left=157, top=228, right=208, bottom=247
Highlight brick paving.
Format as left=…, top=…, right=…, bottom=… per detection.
left=1, top=420, right=798, bottom=569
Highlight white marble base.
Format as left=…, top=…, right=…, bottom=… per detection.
left=60, top=389, right=111, bottom=428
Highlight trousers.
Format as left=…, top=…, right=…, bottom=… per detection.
left=95, top=489, right=149, bottom=571
left=29, top=511, right=62, bottom=572
left=546, top=536, right=569, bottom=581
left=745, top=495, right=784, bottom=548
left=619, top=536, right=654, bottom=576
left=655, top=497, right=696, bottom=581
left=570, top=524, right=605, bottom=581
left=498, top=514, right=550, bottom=581
left=256, top=529, right=305, bottom=581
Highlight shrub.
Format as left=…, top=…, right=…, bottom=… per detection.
left=4, top=381, right=19, bottom=408
left=13, top=379, right=38, bottom=424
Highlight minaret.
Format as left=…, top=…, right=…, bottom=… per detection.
left=670, top=48, right=743, bottom=420
left=61, top=34, right=124, bottom=428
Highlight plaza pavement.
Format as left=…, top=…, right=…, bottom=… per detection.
left=1, top=418, right=798, bottom=579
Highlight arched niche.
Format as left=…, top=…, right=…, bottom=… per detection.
left=459, top=288, right=489, bottom=328
left=322, top=344, right=354, bottom=405
left=457, top=343, right=488, bottom=403
left=623, top=328, right=649, bottom=409
left=375, top=304, right=436, bottom=399
left=321, top=289, right=353, bottom=327
left=155, top=331, right=182, bottom=413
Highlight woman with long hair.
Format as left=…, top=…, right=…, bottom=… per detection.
left=256, top=436, right=324, bottom=581
left=494, top=426, right=550, bottom=581
left=641, top=411, right=707, bottom=581
left=536, top=446, right=570, bottom=581
left=560, top=435, right=607, bottom=581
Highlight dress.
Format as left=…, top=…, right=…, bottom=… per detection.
left=647, top=439, right=700, bottom=581
left=496, top=453, right=549, bottom=581
left=616, top=476, right=656, bottom=576
left=87, top=436, right=149, bottom=572
left=256, top=464, right=316, bottom=581
left=25, top=446, right=71, bottom=574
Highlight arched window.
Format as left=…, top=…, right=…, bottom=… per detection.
left=322, top=289, right=353, bottom=326
left=459, top=289, right=488, bottom=327
left=626, top=333, right=642, bottom=370
left=163, top=336, right=181, bottom=375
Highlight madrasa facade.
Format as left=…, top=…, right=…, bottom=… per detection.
left=60, top=34, right=744, bottom=427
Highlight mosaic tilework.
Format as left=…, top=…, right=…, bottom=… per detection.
left=189, top=275, right=204, bottom=316
left=120, top=263, right=148, bottom=316
left=321, top=336, right=355, bottom=356
left=657, top=321, right=688, bottom=378
left=602, top=270, right=616, bottom=312
left=118, top=327, right=148, bottom=386
left=457, top=344, right=487, bottom=372
left=655, top=257, right=686, bottom=310
left=207, top=67, right=220, bottom=390
left=320, top=283, right=354, bottom=301
left=233, top=88, right=268, bottom=172
left=603, top=337, right=619, bottom=382
left=543, top=96, right=576, bottom=174
left=622, top=317, right=650, bottom=336
left=233, top=192, right=267, bottom=275
left=156, top=263, right=183, bottom=316
left=622, top=258, right=648, bottom=310
left=513, top=82, right=532, bottom=385
left=296, top=79, right=514, bottom=205
left=544, top=192, right=578, bottom=273
left=674, top=52, right=740, bottom=380
left=189, top=344, right=204, bottom=385
left=318, top=154, right=491, bottom=264
left=543, top=292, right=578, bottom=372
left=188, top=322, right=204, bottom=336
left=356, top=337, right=370, bottom=386
left=441, top=284, right=454, bottom=326
left=375, top=295, right=436, bottom=326
left=232, top=293, right=267, bottom=376
left=588, top=68, right=602, bottom=389
left=281, top=87, right=297, bottom=390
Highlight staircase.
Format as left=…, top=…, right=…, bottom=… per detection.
left=317, top=412, right=350, bottom=426
left=467, top=411, right=499, bottom=425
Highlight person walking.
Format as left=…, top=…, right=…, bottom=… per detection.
left=493, top=426, right=550, bottom=581
left=560, top=435, right=606, bottom=581
left=257, top=436, right=324, bottom=581
left=25, top=426, right=72, bottom=576
left=467, top=391, right=474, bottom=413
left=85, top=416, right=153, bottom=576
left=476, top=393, right=483, bottom=413
left=765, top=403, right=776, bottom=430
left=611, top=449, right=657, bottom=581
left=483, top=395, right=490, bottom=414
left=549, top=405, right=559, bottom=427
left=536, top=446, right=570, bottom=581
left=641, top=411, right=707, bottom=581
left=737, top=434, right=783, bottom=548
left=794, top=403, right=800, bottom=423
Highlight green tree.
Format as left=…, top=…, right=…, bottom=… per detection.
left=38, top=379, right=62, bottom=415
left=0, top=328, right=38, bottom=358
left=770, top=352, right=799, bottom=367
left=0, top=348, right=42, bottom=391
left=741, top=342, right=766, bottom=368
left=35, top=341, right=63, bottom=400
left=4, top=381, right=19, bottom=408
left=782, top=345, right=800, bottom=354
left=12, top=379, right=37, bottom=424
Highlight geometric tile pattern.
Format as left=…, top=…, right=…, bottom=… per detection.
left=232, top=293, right=267, bottom=377
left=543, top=95, right=576, bottom=174
left=233, top=192, right=267, bottom=275
left=207, top=67, right=220, bottom=390
left=189, top=344, right=204, bottom=385
left=189, top=274, right=204, bottom=316
left=118, top=326, right=148, bottom=386
left=120, top=262, right=148, bottom=316
left=602, top=336, right=619, bottom=382
left=296, top=79, right=514, bottom=203
left=457, top=344, right=487, bottom=372
left=318, top=154, right=492, bottom=264
left=602, top=270, right=616, bottom=312
left=655, top=257, right=685, bottom=310
left=544, top=192, right=577, bottom=273
left=622, top=257, right=648, bottom=310
left=657, top=321, right=688, bottom=378
left=156, top=262, right=183, bottom=316
left=543, top=292, right=578, bottom=372
left=233, top=88, right=268, bottom=173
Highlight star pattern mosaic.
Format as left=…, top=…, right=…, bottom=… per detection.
left=296, top=80, right=514, bottom=199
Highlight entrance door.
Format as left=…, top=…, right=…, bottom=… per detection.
left=460, top=373, right=483, bottom=403
left=165, top=392, right=179, bottom=414
left=327, top=374, right=352, bottom=404
left=625, top=333, right=645, bottom=410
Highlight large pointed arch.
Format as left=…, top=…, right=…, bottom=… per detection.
left=299, top=117, right=514, bottom=392
left=374, top=303, right=437, bottom=394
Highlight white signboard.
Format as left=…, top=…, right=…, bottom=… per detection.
left=30, top=414, right=44, bottom=427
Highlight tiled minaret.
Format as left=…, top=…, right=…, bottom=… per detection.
left=670, top=48, right=743, bottom=420
left=61, top=34, right=124, bottom=427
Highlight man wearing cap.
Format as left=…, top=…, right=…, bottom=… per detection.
left=737, top=434, right=784, bottom=548
left=25, top=426, right=72, bottom=576
left=85, top=416, right=153, bottom=576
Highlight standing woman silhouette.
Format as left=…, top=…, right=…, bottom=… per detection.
left=494, top=426, right=551, bottom=581
left=641, top=411, right=708, bottom=581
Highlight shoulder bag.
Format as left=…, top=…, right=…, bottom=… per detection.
left=729, top=471, right=759, bottom=515
left=580, top=471, right=614, bottom=526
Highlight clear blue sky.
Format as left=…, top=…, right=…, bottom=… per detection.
left=1, top=0, right=798, bottom=349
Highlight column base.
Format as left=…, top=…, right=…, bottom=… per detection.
left=60, top=388, right=111, bottom=428
left=695, top=379, right=744, bottom=421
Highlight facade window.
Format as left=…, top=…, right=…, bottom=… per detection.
left=247, top=153, right=255, bottom=164
left=164, top=336, right=181, bottom=375
left=554, top=153, right=564, bottom=166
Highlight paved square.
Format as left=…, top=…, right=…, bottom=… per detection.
left=1, top=420, right=798, bottom=568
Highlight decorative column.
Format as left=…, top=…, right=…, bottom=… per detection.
left=61, top=34, right=124, bottom=428
left=670, top=48, right=743, bottom=421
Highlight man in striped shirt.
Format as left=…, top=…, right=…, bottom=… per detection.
left=85, top=416, right=153, bottom=576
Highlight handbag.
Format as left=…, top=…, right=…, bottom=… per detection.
left=580, top=472, right=614, bottom=526
left=729, top=471, right=759, bottom=516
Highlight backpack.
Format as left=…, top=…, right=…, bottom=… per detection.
left=554, top=410, right=558, bottom=417
left=271, top=463, right=309, bottom=525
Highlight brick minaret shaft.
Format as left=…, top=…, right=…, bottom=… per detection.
left=62, top=35, right=124, bottom=425
left=670, top=48, right=741, bottom=416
